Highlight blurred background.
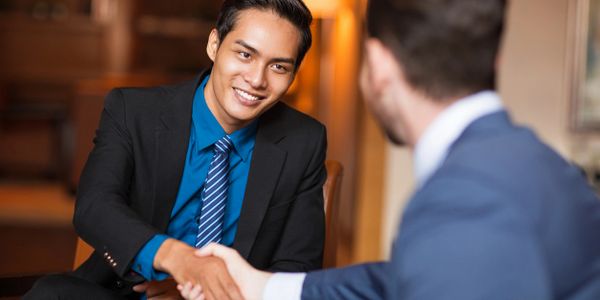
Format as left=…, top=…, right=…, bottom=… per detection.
left=0, top=0, right=597, bottom=286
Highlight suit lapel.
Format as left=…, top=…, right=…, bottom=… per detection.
left=233, top=106, right=287, bottom=259
left=151, top=71, right=208, bottom=231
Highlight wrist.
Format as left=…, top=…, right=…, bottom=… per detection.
left=255, top=271, right=272, bottom=300
left=154, top=238, right=189, bottom=273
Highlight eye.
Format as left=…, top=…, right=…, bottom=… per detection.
left=238, top=51, right=251, bottom=60
left=271, top=63, right=289, bottom=74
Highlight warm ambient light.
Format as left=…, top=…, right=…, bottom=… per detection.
left=304, top=0, right=340, bottom=18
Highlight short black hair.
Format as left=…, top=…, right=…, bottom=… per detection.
left=367, top=0, right=506, bottom=100
left=216, top=0, right=313, bottom=71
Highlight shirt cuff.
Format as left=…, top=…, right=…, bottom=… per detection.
left=132, top=234, right=169, bottom=281
left=263, top=272, right=306, bottom=300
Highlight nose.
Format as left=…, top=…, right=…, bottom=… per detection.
left=244, top=64, right=268, bottom=90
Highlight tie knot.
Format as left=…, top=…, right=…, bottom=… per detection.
left=214, top=136, right=233, bottom=154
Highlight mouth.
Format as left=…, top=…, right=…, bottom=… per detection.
left=233, top=88, right=266, bottom=103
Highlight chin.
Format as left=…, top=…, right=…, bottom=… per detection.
left=379, top=120, right=405, bottom=146
left=386, top=130, right=406, bottom=146
left=228, top=107, right=261, bottom=124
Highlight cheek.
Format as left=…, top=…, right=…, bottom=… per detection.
left=359, top=64, right=374, bottom=101
left=221, top=64, right=240, bottom=80
left=267, top=74, right=293, bottom=97
left=215, top=54, right=244, bottom=79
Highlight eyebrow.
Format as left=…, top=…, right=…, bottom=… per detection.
left=234, top=39, right=296, bottom=65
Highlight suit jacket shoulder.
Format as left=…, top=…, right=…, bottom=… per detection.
left=258, top=102, right=325, bottom=141
left=394, top=111, right=600, bottom=299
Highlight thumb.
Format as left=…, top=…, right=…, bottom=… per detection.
left=194, top=242, right=219, bottom=257
left=132, top=281, right=149, bottom=292
left=194, top=242, right=234, bottom=258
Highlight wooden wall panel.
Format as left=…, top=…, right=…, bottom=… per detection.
left=0, top=14, right=105, bottom=82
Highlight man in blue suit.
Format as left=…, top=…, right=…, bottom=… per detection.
left=180, top=0, right=600, bottom=299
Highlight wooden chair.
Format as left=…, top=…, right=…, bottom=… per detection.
left=323, top=160, right=343, bottom=268
left=73, top=160, right=344, bottom=269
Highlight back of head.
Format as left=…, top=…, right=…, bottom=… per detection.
left=367, top=0, right=506, bottom=100
left=216, top=0, right=313, bottom=70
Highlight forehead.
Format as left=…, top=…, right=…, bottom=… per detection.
left=224, top=8, right=301, bottom=59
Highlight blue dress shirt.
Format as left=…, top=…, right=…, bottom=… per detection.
left=132, top=75, right=257, bottom=281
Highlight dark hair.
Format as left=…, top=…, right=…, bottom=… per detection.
left=216, top=0, right=313, bottom=70
left=367, top=0, right=506, bottom=100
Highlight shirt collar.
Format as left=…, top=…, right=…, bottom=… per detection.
left=413, top=90, right=504, bottom=186
left=192, top=75, right=257, bottom=162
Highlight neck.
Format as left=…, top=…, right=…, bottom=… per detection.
left=203, top=76, right=245, bottom=134
left=397, top=86, right=456, bottom=149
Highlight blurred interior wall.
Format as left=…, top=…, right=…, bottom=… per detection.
left=314, top=0, right=365, bottom=266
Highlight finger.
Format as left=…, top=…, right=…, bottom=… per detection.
left=188, top=284, right=203, bottom=300
left=207, top=270, right=243, bottom=300
left=195, top=243, right=238, bottom=258
left=133, top=281, right=149, bottom=292
left=218, top=268, right=243, bottom=300
left=179, top=282, right=193, bottom=299
left=195, top=243, right=219, bottom=257
left=196, top=292, right=206, bottom=300
left=201, top=277, right=219, bottom=300
left=194, top=243, right=239, bottom=260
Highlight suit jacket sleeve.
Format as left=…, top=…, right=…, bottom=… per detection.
left=267, top=124, right=328, bottom=272
left=301, top=262, right=388, bottom=300
left=73, top=89, right=160, bottom=279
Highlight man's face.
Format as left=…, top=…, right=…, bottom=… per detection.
left=205, top=8, right=301, bottom=133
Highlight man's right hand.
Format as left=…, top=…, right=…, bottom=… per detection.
left=153, top=238, right=243, bottom=300
left=193, top=243, right=273, bottom=300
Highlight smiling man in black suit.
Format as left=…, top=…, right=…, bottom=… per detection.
left=26, top=1, right=326, bottom=299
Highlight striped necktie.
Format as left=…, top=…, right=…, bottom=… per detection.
left=195, top=135, right=233, bottom=248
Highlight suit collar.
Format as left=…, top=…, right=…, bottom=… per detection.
left=232, top=103, right=289, bottom=258
left=414, top=91, right=503, bottom=186
left=158, top=69, right=210, bottom=131
left=152, top=70, right=208, bottom=230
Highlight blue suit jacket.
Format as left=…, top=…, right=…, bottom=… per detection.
left=302, top=112, right=600, bottom=299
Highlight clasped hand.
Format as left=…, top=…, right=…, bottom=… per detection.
left=145, top=239, right=245, bottom=300
left=178, top=243, right=272, bottom=300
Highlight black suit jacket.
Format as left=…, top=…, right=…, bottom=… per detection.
left=72, top=70, right=327, bottom=293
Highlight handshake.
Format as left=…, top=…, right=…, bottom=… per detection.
left=133, top=239, right=272, bottom=300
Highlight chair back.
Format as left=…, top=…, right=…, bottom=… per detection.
left=323, top=160, right=343, bottom=268
left=73, top=237, right=92, bottom=269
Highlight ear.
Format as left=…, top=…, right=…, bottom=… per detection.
left=206, top=29, right=220, bottom=62
left=364, top=38, right=399, bottom=92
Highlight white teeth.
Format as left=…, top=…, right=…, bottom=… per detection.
left=235, top=88, right=260, bottom=101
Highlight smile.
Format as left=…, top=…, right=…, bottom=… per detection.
left=233, top=88, right=265, bottom=102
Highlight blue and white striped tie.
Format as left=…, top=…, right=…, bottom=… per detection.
left=195, top=135, right=233, bottom=248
